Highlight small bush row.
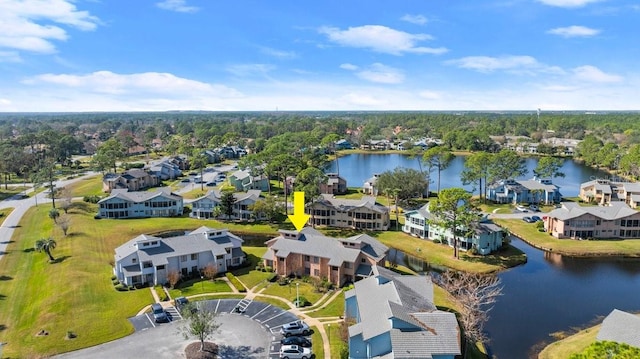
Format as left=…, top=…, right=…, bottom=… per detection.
left=225, top=272, right=246, bottom=292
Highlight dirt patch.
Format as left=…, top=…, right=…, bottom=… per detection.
left=185, top=341, right=218, bottom=359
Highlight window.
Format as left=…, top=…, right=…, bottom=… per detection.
left=143, top=261, right=152, bottom=268
left=331, top=266, right=338, bottom=271
left=180, top=255, right=188, bottom=262
left=313, top=256, right=319, bottom=264
left=361, top=258, right=366, bottom=263
left=132, top=258, right=137, bottom=263
left=345, top=262, right=352, bottom=269
left=156, top=265, right=165, bottom=270
left=191, top=253, right=198, bottom=261
left=314, top=269, right=320, bottom=276
left=304, top=255, right=310, bottom=262
left=216, top=255, right=224, bottom=260
left=151, top=241, right=158, bottom=245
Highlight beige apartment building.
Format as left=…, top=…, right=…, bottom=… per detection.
left=544, top=201, right=640, bottom=239
left=305, top=194, right=390, bottom=231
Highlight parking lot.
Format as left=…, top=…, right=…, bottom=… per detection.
left=125, top=299, right=307, bottom=359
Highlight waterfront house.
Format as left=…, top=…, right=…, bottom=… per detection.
left=102, top=169, right=159, bottom=193
left=596, top=309, right=640, bottom=349
left=544, top=201, right=640, bottom=239
left=363, top=174, right=380, bottom=196
left=114, top=226, right=245, bottom=286
left=345, top=265, right=461, bottom=359
left=321, top=173, right=347, bottom=195
left=261, top=227, right=388, bottom=286
left=579, top=179, right=640, bottom=208
left=190, top=189, right=264, bottom=220
left=403, top=203, right=505, bottom=255
left=335, top=139, right=352, bottom=150
left=487, top=177, right=562, bottom=205
left=229, top=169, right=269, bottom=191
left=97, top=187, right=183, bottom=219
left=305, top=194, right=390, bottom=231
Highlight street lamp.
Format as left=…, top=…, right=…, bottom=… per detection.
left=328, top=324, right=331, bottom=346
left=200, top=275, right=204, bottom=293
left=296, top=283, right=300, bottom=308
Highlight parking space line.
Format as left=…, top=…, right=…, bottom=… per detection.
left=214, top=299, right=220, bottom=313
left=250, top=305, right=270, bottom=319
left=145, top=313, right=156, bottom=328
left=259, top=311, right=287, bottom=325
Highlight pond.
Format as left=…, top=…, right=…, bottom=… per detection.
left=325, top=153, right=611, bottom=197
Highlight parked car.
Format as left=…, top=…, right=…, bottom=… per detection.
left=522, top=216, right=534, bottom=223
left=205, top=181, right=217, bottom=187
left=280, top=336, right=312, bottom=348
left=529, top=205, right=540, bottom=212
left=151, top=303, right=168, bottom=323
left=280, top=320, right=311, bottom=337
left=174, top=296, right=189, bottom=311
left=531, top=215, right=542, bottom=222
left=516, top=205, right=528, bottom=213
left=180, top=178, right=190, bottom=183
left=279, top=344, right=314, bottom=359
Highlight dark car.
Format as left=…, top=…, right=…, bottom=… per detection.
left=151, top=303, right=168, bottom=323
left=531, top=215, right=542, bottom=222
left=281, top=336, right=312, bottom=348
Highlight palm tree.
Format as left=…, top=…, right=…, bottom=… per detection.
left=35, top=237, right=57, bottom=262
left=48, top=208, right=60, bottom=223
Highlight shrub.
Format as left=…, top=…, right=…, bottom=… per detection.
left=268, top=273, right=278, bottom=282
left=293, top=295, right=311, bottom=307
left=83, top=195, right=101, bottom=203
left=432, top=238, right=441, bottom=244
left=264, top=266, right=273, bottom=272
left=468, top=247, right=478, bottom=255
left=112, top=279, right=120, bottom=286
left=110, top=275, right=117, bottom=281
left=225, top=272, right=246, bottom=292
left=114, top=284, right=128, bottom=291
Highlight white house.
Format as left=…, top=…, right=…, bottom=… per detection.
left=97, top=187, right=183, bottom=219
left=190, top=189, right=264, bottom=220
left=113, top=226, right=245, bottom=286
left=403, top=203, right=505, bottom=255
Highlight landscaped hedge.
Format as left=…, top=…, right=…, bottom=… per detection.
left=225, top=272, right=246, bottom=292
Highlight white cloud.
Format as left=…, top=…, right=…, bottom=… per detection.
left=572, top=65, right=623, bottom=83
left=24, top=71, right=242, bottom=97
left=0, top=0, right=98, bottom=54
left=446, top=55, right=540, bottom=73
left=226, top=64, right=276, bottom=77
left=401, top=14, right=428, bottom=25
left=355, top=63, right=404, bottom=84
left=340, top=63, right=359, bottom=71
left=260, top=47, right=297, bottom=59
left=318, top=25, right=447, bottom=55
left=547, top=25, right=600, bottom=37
left=0, top=98, right=11, bottom=106
left=540, top=84, right=580, bottom=92
left=537, top=0, right=603, bottom=8
left=419, top=90, right=442, bottom=100
left=156, top=0, right=199, bottom=13
left=0, top=51, right=22, bottom=63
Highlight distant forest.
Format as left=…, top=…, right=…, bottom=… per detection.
left=0, top=111, right=640, bottom=183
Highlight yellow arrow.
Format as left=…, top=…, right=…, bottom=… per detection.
left=288, top=191, right=310, bottom=231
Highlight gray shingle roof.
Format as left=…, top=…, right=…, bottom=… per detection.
left=266, top=227, right=387, bottom=266
left=547, top=201, right=638, bottom=221
left=316, top=193, right=388, bottom=213
left=348, top=266, right=460, bottom=357
left=99, top=187, right=181, bottom=204
left=596, top=309, right=640, bottom=348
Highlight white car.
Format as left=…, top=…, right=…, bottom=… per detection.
left=279, top=344, right=314, bottom=359
left=515, top=205, right=528, bottom=213
left=279, top=320, right=311, bottom=337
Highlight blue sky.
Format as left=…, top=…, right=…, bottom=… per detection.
left=0, top=0, right=638, bottom=112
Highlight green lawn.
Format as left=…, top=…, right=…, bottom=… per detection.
left=376, top=230, right=527, bottom=274
left=538, top=325, right=601, bottom=359
left=260, top=280, right=325, bottom=306
left=0, top=204, right=153, bottom=357
left=305, top=291, right=345, bottom=318
left=0, top=186, right=29, bottom=200
left=0, top=204, right=279, bottom=357
left=0, top=207, right=13, bottom=226
left=494, top=218, right=640, bottom=256
left=168, top=278, right=231, bottom=298
left=310, top=326, right=324, bottom=359
left=64, top=174, right=104, bottom=197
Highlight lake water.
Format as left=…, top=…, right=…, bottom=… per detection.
left=334, top=153, right=640, bottom=358
left=325, top=153, right=611, bottom=197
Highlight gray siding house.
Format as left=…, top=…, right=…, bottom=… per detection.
left=345, top=266, right=461, bottom=359
left=98, top=187, right=183, bottom=219
left=114, top=226, right=245, bottom=286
